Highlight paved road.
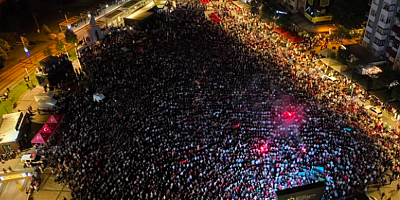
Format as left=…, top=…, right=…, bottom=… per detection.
left=0, top=42, right=74, bottom=95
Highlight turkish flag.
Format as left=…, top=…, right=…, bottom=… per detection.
left=40, top=123, right=56, bottom=134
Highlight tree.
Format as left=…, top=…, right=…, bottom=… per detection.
left=64, top=29, right=78, bottom=44
left=261, top=2, right=277, bottom=19
left=391, top=86, right=400, bottom=100
left=372, top=66, right=396, bottom=89
left=0, top=38, right=10, bottom=52
left=20, top=36, right=29, bottom=47
left=337, top=48, right=350, bottom=64
left=331, top=0, right=369, bottom=29
left=330, top=26, right=351, bottom=40
left=42, top=25, right=51, bottom=36
left=276, top=15, right=292, bottom=29
left=0, top=32, right=17, bottom=45
left=0, top=48, right=8, bottom=66
left=43, top=46, right=53, bottom=57
left=56, top=40, right=64, bottom=52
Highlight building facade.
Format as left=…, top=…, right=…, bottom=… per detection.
left=278, top=0, right=332, bottom=23
left=363, top=0, right=400, bottom=68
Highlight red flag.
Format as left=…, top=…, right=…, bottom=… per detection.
left=233, top=123, right=241, bottom=128
left=40, top=123, right=56, bottom=134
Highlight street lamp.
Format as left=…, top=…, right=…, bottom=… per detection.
left=32, top=12, right=40, bottom=33
left=21, top=36, right=32, bottom=64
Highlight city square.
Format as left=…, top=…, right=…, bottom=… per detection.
left=0, top=0, right=400, bottom=200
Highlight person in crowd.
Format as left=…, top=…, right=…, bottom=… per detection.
left=43, top=0, right=400, bottom=199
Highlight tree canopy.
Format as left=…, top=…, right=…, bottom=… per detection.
left=0, top=47, right=7, bottom=66
left=331, top=0, right=369, bottom=29
left=64, top=29, right=78, bottom=45
left=391, top=86, right=400, bottom=100
left=0, top=38, right=10, bottom=52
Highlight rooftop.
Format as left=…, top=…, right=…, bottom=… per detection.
left=104, top=10, right=124, bottom=19
left=121, top=0, right=142, bottom=9
left=0, top=112, right=24, bottom=144
left=345, top=44, right=382, bottom=64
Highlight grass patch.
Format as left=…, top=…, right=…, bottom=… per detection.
left=68, top=48, right=78, bottom=61
left=0, top=73, right=39, bottom=117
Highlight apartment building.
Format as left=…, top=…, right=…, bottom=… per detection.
left=363, top=0, right=400, bottom=68
left=278, top=0, right=333, bottom=23
left=279, top=0, right=302, bottom=13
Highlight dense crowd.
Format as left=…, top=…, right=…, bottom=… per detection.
left=46, top=0, right=400, bottom=199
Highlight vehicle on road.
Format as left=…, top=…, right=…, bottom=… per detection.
left=21, top=153, right=43, bottom=167
left=321, top=75, right=338, bottom=82
left=364, top=105, right=383, bottom=117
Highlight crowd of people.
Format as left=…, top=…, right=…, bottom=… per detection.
left=44, top=0, right=400, bottom=199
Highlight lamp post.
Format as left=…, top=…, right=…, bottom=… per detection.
left=20, top=36, right=32, bottom=64
left=32, top=12, right=40, bottom=33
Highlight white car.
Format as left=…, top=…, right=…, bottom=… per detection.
left=321, top=75, right=337, bottom=82
left=21, top=153, right=43, bottom=167
left=364, top=105, right=383, bottom=117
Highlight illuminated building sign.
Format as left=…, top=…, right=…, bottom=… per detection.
left=320, top=0, right=330, bottom=7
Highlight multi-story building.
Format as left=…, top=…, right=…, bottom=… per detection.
left=278, top=0, right=333, bottom=23
left=278, top=0, right=301, bottom=13
left=363, top=0, right=400, bottom=68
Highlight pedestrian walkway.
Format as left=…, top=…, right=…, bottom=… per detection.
left=13, top=85, right=44, bottom=113
left=31, top=168, right=72, bottom=200
left=367, top=178, right=400, bottom=200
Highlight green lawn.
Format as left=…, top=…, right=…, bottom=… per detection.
left=68, top=48, right=78, bottom=61
left=0, top=73, right=39, bottom=117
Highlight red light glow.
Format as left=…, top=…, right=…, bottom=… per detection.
left=282, top=111, right=295, bottom=119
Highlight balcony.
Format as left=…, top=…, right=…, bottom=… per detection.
left=390, top=36, right=400, bottom=49
left=392, top=24, right=400, bottom=35
left=386, top=46, right=397, bottom=58
left=397, top=12, right=400, bottom=19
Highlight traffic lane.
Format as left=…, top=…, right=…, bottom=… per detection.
left=0, top=43, right=74, bottom=94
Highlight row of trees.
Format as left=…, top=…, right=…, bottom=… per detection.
left=0, top=33, right=18, bottom=67
left=0, top=24, right=77, bottom=67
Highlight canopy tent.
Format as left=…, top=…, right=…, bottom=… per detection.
left=93, top=93, right=105, bottom=102
left=319, top=58, right=347, bottom=72
left=37, top=97, right=58, bottom=109
left=289, top=36, right=304, bottom=43
left=0, top=112, right=24, bottom=144
left=39, top=123, right=57, bottom=134
left=273, top=27, right=287, bottom=34
left=231, top=1, right=251, bottom=12
left=280, top=31, right=293, bottom=38
left=273, top=27, right=303, bottom=42
left=34, top=92, right=55, bottom=102
left=319, top=49, right=335, bottom=58
left=31, top=132, right=51, bottom=144
left=208, top=12, right=222, bottom=23
left=46, top=114, right=65, bottom=124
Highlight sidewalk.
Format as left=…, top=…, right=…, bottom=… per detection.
left=13, top=85, right=44, bottom=113
left=31, top=168, right=72, bottom=200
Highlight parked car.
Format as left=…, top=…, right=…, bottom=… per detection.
left=364, top=105, right=383, bottom=117
left=21, top=153, right=43, bottom=167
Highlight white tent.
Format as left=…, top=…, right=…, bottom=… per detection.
left=34, top=92, right=54, bottom=102
left=319, top=58, right=347, bottom=72
left=319, top=49, right=335, bottom=58
left=93, top=93, right=105, bottom=102
left=0, top=112, right=24, bottom=144
left=36, top=97, right=58, bottom=109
